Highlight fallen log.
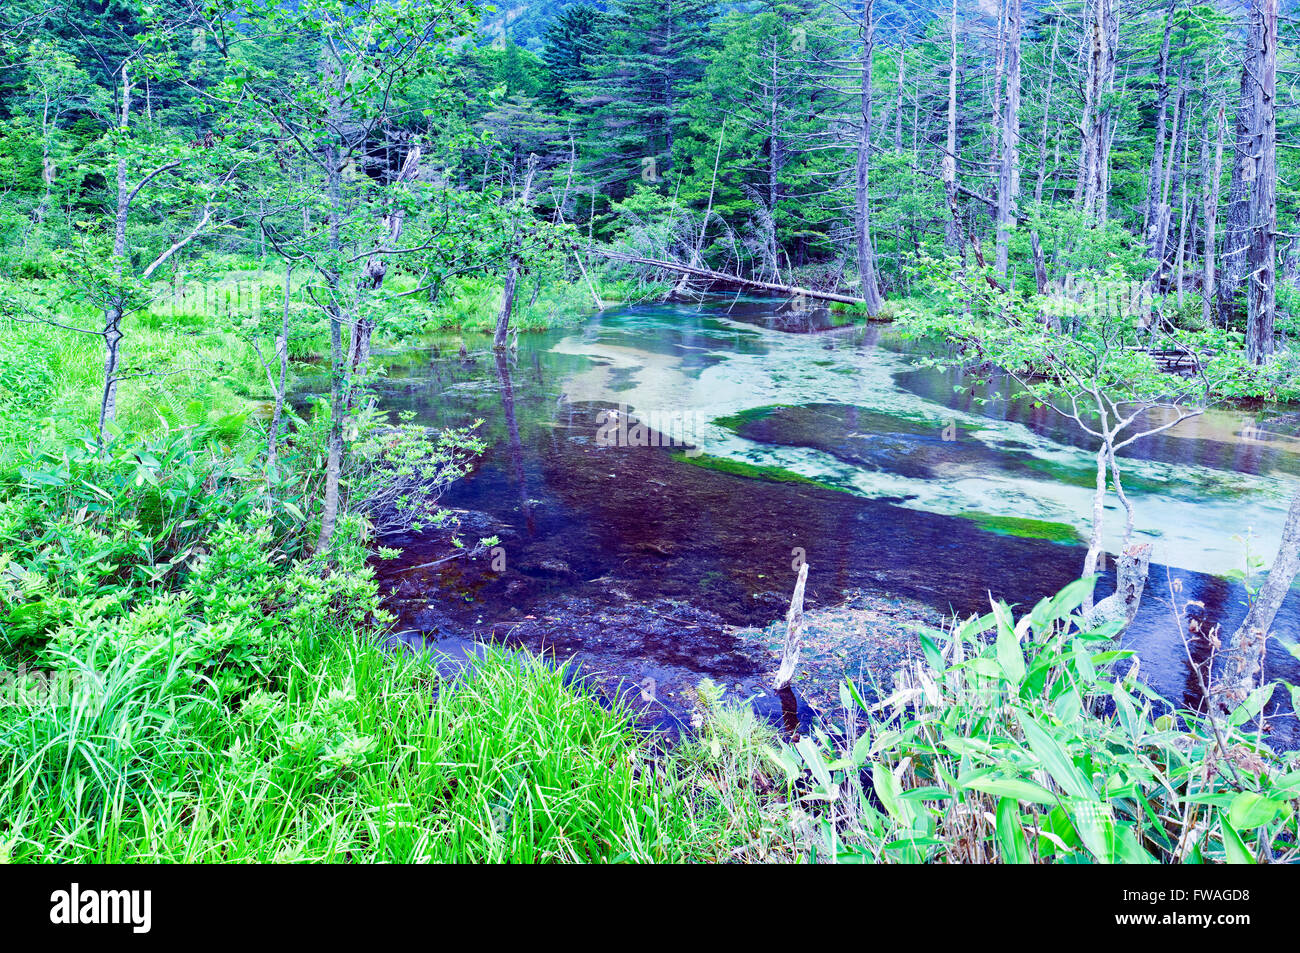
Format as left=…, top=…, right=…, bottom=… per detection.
left=590, top=250, right=865, bottom=306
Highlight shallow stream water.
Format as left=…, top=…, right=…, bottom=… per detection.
left=367, top=296, right=1300, bottom=743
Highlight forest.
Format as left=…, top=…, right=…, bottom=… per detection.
left=1, top=0, right=1300, bottom=870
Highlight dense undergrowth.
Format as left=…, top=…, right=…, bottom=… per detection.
left=0, top=417, right=733, bottom=861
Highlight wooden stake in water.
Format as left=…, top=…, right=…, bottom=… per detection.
left=774, top=562, right=808, bottom=690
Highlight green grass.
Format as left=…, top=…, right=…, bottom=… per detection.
left=712, top=403, right=944, bottom=439
left=421, top=274, right=649, bottom=334
left=0, top=262, right=626, bottom=449
left=1015, top=455, right=1185, bottom=497
left=710, top=405, right=793, bottom=433
left=0, top=632, right=737, bottom=862
left=0, top=312, right=267, bottom=445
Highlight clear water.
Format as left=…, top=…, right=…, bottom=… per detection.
left=371, top=295, right=1300, bottom=742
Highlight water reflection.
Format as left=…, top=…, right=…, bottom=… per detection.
left=494, top=349, right=535, bottom=535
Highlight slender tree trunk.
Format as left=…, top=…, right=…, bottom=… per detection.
left=316, top=50, right=347, bottom=555
left=1082, top=439, right=1109, bottom=616
left=1174, top=130, right=1191, bottom=305
left=774, top=562, right=809, bottom=690
left=995, top=0, right=1021, bottom=278
left=1154, top=80, right=1188, bottom=281
left=1246, top=0, right=1278, bottom=365
left=855, top=0, right=884, bottom=315
left=267, top=262, right=292, bottom=468
left=99, top=61, right=133, bottom=445
left=894, top=44, right=906, bottom=154
left=1202, top=84, right=1225, bottom=328
left=1143, top=2, right=1176, bottom=240
left=767, top=39, right=783, bottom=282
left=941, top=0, right=962, bottom=253
left=495, top=155, right=538, bottom=349
left=1079, top=0, right=1115, bottom=223
left=694, top=117, right=726, bottom=267
left=1031, top=230, right=1049, bottom=296
left=1032, top=23, right=1059, bottom=206
left=354, top=135, right=422, bottom=382
left=1218, top=18, right=1259, bottom=328
left=35, top=95, right=55, bottom=226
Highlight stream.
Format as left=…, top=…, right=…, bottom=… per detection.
left=367, top=295, right=1300, bottom=744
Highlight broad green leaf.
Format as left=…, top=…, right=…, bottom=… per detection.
left=995, top=797, right=1033, bottom=864
left=963, top=776, right=1057, bottom=806
left=995, top=608, right=1026, bottom=687
left=1226, top=682, right=1274, bottom=728
left=1220, top=814, right=1255, bottom=864
left=1228, top=792, right=1289, bottom=830
left=1071, top=638, right=1096, bottom=683
left=872, top=763, right=914, bottom=827
left=796, top=735, right=835, bottom=794
left=1049, top=576, right=1098, bottom=622
left=1018, top=712, right=1094, bottom=800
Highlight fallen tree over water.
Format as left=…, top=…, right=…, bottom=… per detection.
left=590, top=250, right=865, bottom=306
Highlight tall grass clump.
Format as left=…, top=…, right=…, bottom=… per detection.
left=0, top=632, right=727, bottom=862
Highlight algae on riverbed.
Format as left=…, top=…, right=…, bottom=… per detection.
left=959, top=511, right=1086, bottom=544
left=670, top=450, right=841, bottom=491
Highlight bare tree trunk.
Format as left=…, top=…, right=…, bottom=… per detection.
left=766, top=39, right=783, bottom=283
left=1032, top=22, right=1059, bottom=206
left=1082, top=441, right=1109, bottom=615
left=1079, top=0, right=1116, bottom=223
left=362, top=136, right=422, bottom=291
left=1202, top=94, right=1225, bottom=328
left=1154, top=80, right=1188, bottom=283
left=995, top=0, right=1021, bottom=278
left=941, top=0, right=962, bottom=253
left=354, top=135, right=423, bottom=383
left=1031, top=230, right=1049, bottom=296
left=774, top=562, right=809, bottom=690
left=694, top=117, right=726, bottom=267
left=1218, top=18, right=1259, bottom=328
left=315, top=50, right=347, bottom=555
left=494, top=155, right=538, bottom=349
left=1142, top=2, right=1176, bottom=240
left=1246, top=0, right=1278, bottom=365
left=1174, top=130, right=1191, bottom=305
left=1086, top=544, right=1152, bottom=630
left=855, top=0, right=884, bottom=315
left=35, top=93, right=55, bottom=226
left=893, top=44, right=906, bottom=154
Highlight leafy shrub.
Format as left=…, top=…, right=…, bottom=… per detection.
left=345, top=407, right=485, bottom=534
